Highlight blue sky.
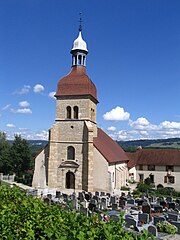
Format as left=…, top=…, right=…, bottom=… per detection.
left=0, top=0, right=180, bottom=141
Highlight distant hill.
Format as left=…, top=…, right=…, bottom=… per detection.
left=117, top=138, right=180, bottom=152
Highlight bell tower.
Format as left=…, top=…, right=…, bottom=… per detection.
left=48, top=21, right=98, bottom=192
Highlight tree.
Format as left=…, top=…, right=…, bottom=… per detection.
left=10, top=135, right=32, bottom=177
left=0, top=132, right=12, bottom=174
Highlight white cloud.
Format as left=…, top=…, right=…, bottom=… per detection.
left=33, top=84, right=44, bottom=93
left=2, top=104, right=11, bottom=110
left=11, top=108, right=32, bottom=114
left=103, top=106, right=130, bottom=121
left=107, top=126, right=116, bottom=131
left=15, top=85, right=31, bottom=95
left=19, top=101, right=30, bottom=108
left=6, top=123, right=16, bottom=128
left=48, top=91, right=56, bottom=99
left=129, top=117, right=158, bottom=131
left=160, top=121, right=180, bottom=129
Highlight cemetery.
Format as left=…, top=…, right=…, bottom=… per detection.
left=1, top=178, right=180, bottom=239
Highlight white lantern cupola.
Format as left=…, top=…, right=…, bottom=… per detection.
left=71, top=15, right=88, bottom=67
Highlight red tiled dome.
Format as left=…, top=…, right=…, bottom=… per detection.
left=55, top=66, right=98, bottom=102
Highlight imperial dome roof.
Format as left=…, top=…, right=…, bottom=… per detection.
left=55, top=66, right=98, bottom=102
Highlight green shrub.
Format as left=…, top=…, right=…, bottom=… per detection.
left=0, top=185, right=154, bottom=239
left=156, top=221, right=177, bottom=235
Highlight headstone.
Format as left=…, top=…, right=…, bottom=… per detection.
left=89, top=199, right=98, bottom=212
left=168, top=213, right=178, bottom=221
left=148, top=225, right=158, bottom=237
left=166, top=196, right=173, bottom=203
left=78, top=192, right=85, bottom=202
left=47, top=194, right=52, bottom=199
left=85, top=193, right=91, bottom=201
left=112, top=203, right=118, bottom=210
left=119, top=199, right=126, bottom=209
left=110, top=196, right=116, bottom=204
left=125, top=214, right=134, bottom=219
left=142, top=202, right=151, bottom=214
left=154, top=205, right=163, bottom=213
left=100, top=197, right=108, bottom=210
left=136, top=199, right=144, bottom=206
left=125, top=218, right=137, bottom=229
left=153, top=216, right=166, bottom=226
left=110, top=214, right=119, bottom=222
left=168, top=202, right=175, bottom=210
left=80, top=206, right=88, bottom=216
left=95, top=191, right=100, bottom=196
left=100, top=192, right=105, bottom=196
left=171, top=221, right=180, bottom=234
left=127, top=198, right=135, bottom=205
left=138, top=213, right=149, bottom=224
left=55, top=191, right=61, bottom=199
left=160, top=200, right=167, bottom=209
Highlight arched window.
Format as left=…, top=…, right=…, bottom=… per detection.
left=78, top=55, right=82, bottom=65
left=73, top=106, right=78, bottom=119
left=66, top=106, right=71, bottom=119
left=66, top=171, right=75, bottom=189
left=67, top=146, right=75, bottom=160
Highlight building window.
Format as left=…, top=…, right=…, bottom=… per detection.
left=73, top=106, right=78, bottom=119
left=112, top=172, right=114, bottom=182
left=78, top=55, right=82, bottom=65
left=139, top=164, right=143, bottom=170
left=67, top=146, right=75, bottom=160
left=166, top=165, right=174, bottom=172
left=164, top=176, right=175, bottom=184
left=149, top=174, right=154, bottom=183
left=66, top=106, right=71, bottom=119
left=139, top=174, right=144, bottom=182
left=148, top=165, right=155, bottom=171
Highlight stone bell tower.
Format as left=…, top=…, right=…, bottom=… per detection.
left=48, top=25, right=98, bottom=192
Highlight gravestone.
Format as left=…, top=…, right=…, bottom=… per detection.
left=153, top=216, right=166, bottom=226
left=112, top=203, right=118, bottom=210
left=148, top=225, right=158, bottom=237
left=142, top=202, right=151, bottom=214
left=78, top=192, right=85, bottom=202
left=110, top=214, right=119, bottom=222
left=171, top=221, right=180, bottom=234
left=127, top=198, right=135, bottom=205
left=55, top=191, right=61, bottom=199
left=168, top=202, right=175, bottom=210
left=125, top=218, right=137, bottom=229
left=168, top=213, right=178, bottom=221
left=80, top=206, right=88, bottom=216
left=110, top=196, right=116, bottom=204
left=85, top=193, right=91, bottom=201
left=138, top=213, right=149, bottom=224
left=166, top=196, right=173, bottom=203
left=160, top=200, right=167, bottom=209
left=119, top=199, right=126, bottom=209
left=154, top=205, right=163, bottom=213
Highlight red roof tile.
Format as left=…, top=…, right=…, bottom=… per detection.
left=127, top=149, right=180, bottom=168
left=93, top=128, right=129, bottom=163
left=55, top=66, right=98, bottom=102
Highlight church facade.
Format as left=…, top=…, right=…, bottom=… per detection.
left=32, top=28, right=129, bottom=193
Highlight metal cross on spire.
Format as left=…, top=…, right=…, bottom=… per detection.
left=79, top=12, right=82, bottom=32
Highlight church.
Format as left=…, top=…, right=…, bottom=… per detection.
left=32, top=26, right=129, bottom=193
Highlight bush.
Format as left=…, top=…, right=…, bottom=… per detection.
left=156, top=221, right=177, bottom=235
left=0, top=185, right=154, bottom=239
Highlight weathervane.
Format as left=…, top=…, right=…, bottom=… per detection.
left=79, top=12, right=82, bottom=32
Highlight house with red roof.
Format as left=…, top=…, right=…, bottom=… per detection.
left=127, top=149, right=180, bottom=191
left=32, top=26, right=129, bottom=193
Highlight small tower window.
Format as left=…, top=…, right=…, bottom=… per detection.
left=78, top=55, right=82, bottom=65
left=66, top=106, right=71, bottom=119
left=74, top=106, right=79, bottom=119
left=67, top=146, right=75, bottom=160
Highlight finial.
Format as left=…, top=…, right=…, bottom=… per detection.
left=79, top=12, right=82, bottom=32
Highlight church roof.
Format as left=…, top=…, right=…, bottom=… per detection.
left=55, top=66, right=98, bottom=102
left=93, top=128, right=129, bottom=164
left=127, top=149, right=180, bottom=168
